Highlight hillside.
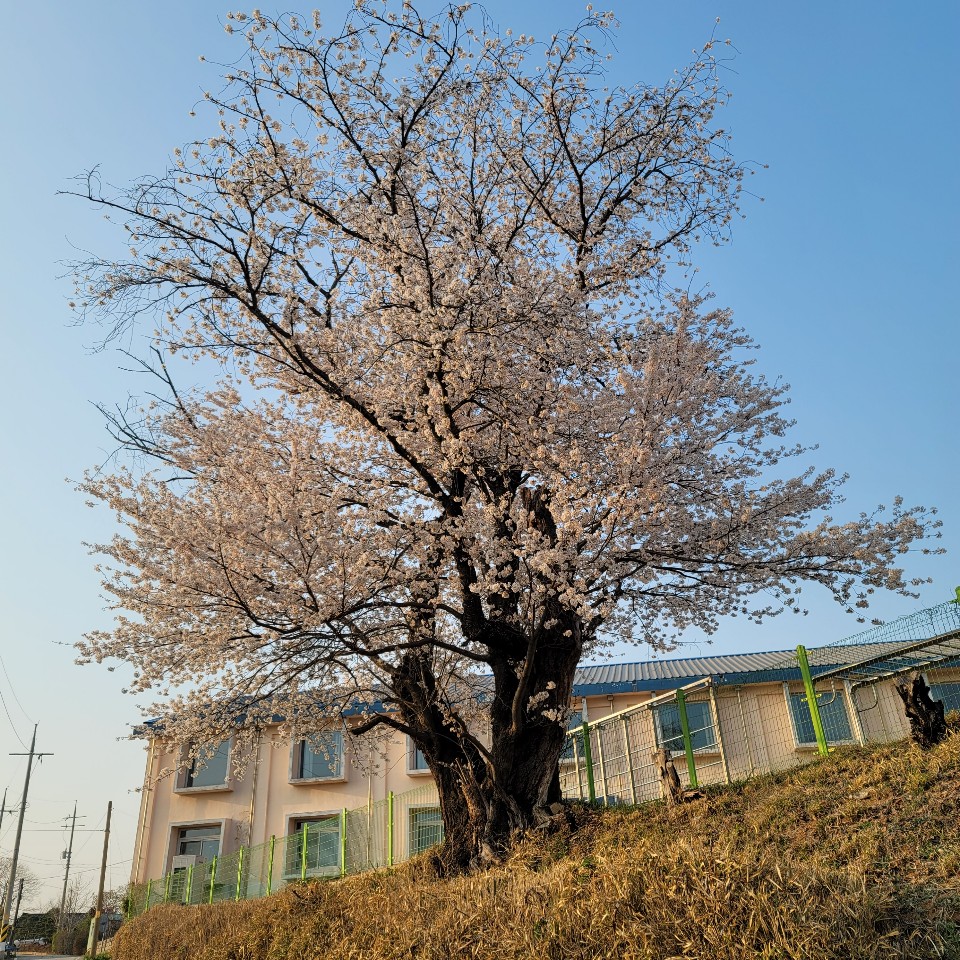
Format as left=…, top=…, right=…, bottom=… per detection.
left=113, top=728, right=960, bottom=960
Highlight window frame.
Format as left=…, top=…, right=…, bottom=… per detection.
left=560, top=710, right=584, bottom=765
left=174, top=740, right=233, bottom=794
left=651, top=699, right=719, bottom=756
left=166, top=819, right=226, bottom=873
left=783, top=682, right=855, bottom=749
left=174, top=824, right=221, bottom=862
left=406, top=737, right=431, bottom=776
left=289, top=730, right=346, bottom=784
left=408, top=805, right=444, bottom=857
left=282, top=812, right=343, bottom=879
left=923, top=676, right=960, bottom=715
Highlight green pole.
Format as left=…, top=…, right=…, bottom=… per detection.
left=797, top=644, right=829, bottom=756
left=208, top=856, right=217, bottom=904
left=340, top=808, right=348, bottom=877
left=163, top=871, right=171, bottom=904
left=266, top=835, right=275, bottom=896
left=235, top=847, right=244, bottom=901
left=675, top=690, right=699, bottom=788
left=145, top=879, right=152, bottom=913
left=186, top=864, right=194, bottom=904
left=387, top=791, right=394, bottom=867
left=300, top=823, right=308, bottom=880
left=581, top=720, right=596, bottom=803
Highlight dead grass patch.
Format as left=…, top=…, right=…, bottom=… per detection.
left=113, top=729, right=960, bottom=960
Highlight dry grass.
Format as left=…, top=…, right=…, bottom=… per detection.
left=114, top=729, right=960, bottom=960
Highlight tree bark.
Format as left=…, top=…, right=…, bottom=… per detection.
left=390, top=618, right=582, bottom=875
left=653, top=747, right=684, bottom=806
left=896, top=672, right=948, bottom=749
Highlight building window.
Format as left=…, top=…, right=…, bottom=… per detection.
left=652, top=701, right=717, bottom=754
left=560, top=710, right=583, bottom=762
left=284, top=817, right=341, bottom=878
left=928, top=681, right=960, bottom=714
left=291, top=731, right=344, bottom=782
left=409, top=807, right=443, bottom=856
left=787, top=689, right=853, bottom=746
left=177, top=741, right=231, bottom=790
left=407, top=738, right=430, bottom=774
left=175, top=824, right=221, bottom=862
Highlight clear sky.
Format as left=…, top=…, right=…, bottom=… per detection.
left=0, top=0, right=957, bottom=909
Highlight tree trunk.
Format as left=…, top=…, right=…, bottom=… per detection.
left=896, top=672, right=948, bottom=749
left=391, top=622, right=582, bottom=875
left=653, top=747, right=684, bottom=806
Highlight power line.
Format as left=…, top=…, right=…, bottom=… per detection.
left=0, top=688, right=27, bottom=751
left=29, top=859, right=131, bottom=883
left=0, top=657, right=31, bottom=727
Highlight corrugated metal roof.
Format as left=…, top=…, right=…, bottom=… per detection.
left=572, top=637, right=960, bottom=696
left=572, top=648, right=800, bottom=695
left=576, top=650, right=794, bottom=684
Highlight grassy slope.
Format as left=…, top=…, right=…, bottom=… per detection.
left=115, top=729, right=960, bottom=960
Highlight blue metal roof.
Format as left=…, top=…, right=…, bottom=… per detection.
left=572, top=648, right=806, bottom=696
left=571, top=637, right=956, bottom=696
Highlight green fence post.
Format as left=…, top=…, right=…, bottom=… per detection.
left=186, top=864, right=194, bottom=904
left=797, top=644, right=830, bottom=756
left=208, top=856, right=217, bottom=904
left=581, top=719, right=597, bottom=803
left=266, top=835, right=276, bottom=895
left=235, top=847, right=245, bottom=901
left=163, top=871, right=171, bottom=904
left=676, top=690, right=699, bottom=788
left=340, top=808, right=348, bottom=877
left=387, top=791, right=395, bottom=867
left=301, top=823, right=309, bottom=880
left=145, top=879, right=152, bottom=913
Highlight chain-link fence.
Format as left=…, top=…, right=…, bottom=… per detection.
left=562, top=600, right=960, bottom=805
left=126, top=782, right=440, bottom=917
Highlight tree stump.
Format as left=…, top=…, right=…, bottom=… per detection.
left=896, top=672, right=947, bottom=749
left=654, top=747, right=684, bottom=806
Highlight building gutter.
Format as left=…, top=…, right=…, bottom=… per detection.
left=131, top=736, right=158, bottom=884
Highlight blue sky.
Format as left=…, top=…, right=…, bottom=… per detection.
left=0, top=1, right=957, bottom=907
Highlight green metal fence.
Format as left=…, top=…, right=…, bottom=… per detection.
left=127, top=782, right=439, bottom=917
left=561, top=600, right=960, bottom=807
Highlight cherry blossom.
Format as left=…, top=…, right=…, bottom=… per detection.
left=71, top=2, right=936, bottom=873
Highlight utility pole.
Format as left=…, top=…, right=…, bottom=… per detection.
left=58, top=802, right=82, bottom=933
left=0, top=788, right=14, bottom=835
left=3, top=725, right=53, bottom=931
left=11, top=880, right=24, bottom=931
left=0, top=787, right=11, bottom=922
left=85, top=801, right=112, bottom=959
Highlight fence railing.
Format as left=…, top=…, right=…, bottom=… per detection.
left=126, top=782, right=439, bottom=918
left=562, top=601, right=960, bottom=806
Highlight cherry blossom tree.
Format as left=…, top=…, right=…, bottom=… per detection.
left=72, top=2, right=935, bottom=873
